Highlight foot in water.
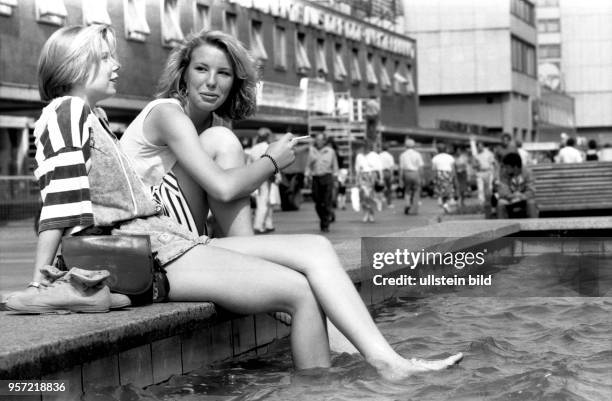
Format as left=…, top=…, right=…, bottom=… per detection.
left=370, top=353, right=463, bottom=381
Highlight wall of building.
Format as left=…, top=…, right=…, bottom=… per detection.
left=403, top=0, right=515, bottom=96
left=0, top=0, right=419, bottom=130
left=403, top=0, right=538, bottom=138
left=418, top=94, right=504, bottom=129
left=561, top=1, right=612, bottom=130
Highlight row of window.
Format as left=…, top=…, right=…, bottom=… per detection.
left=1, top=0, right=413, bottom=93
left=537, top=18, right=560, bottom=33
left=205, top=6, right=413, bottom=92
left=511, top=36, right=536, bottom=77
left=511, top=0, right=535, bottom=26
left=0, top=0, right=186, bottom=47
left=262, top=23, right=413, bottom=92
left=539, top=44, right=561, bottom=59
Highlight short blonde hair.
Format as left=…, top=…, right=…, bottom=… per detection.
left=156, top=30, right=258, bottom=121
left=38, top=25, right=118, bottom=101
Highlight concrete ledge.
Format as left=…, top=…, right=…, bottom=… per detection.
left=1, top=216, right=610, bottom=391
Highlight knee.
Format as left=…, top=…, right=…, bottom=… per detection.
left=305, top=234, right=334, bottom=254
left=286, top=274, right=318, bottom=314
left=199, top=126, right=246, bottom=167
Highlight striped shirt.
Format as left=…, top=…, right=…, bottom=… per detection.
left=33, top=97, right=95, bottom=233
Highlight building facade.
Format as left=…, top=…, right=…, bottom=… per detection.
left=402, top=0, right=539, bottom=142
left=0, top=0, right=418, bottom=179
left=537, top=0, right=612, bottom=144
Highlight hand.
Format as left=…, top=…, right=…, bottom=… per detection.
left=265, top=133, right=296, bottom=170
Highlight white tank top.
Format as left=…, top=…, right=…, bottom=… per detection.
left=120, top=98, right=184, bottom=188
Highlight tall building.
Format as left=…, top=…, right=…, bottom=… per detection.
left=0, top=0, right=418, bottom=179
left=403, top=0, right=539, bottom=142
left=537, top=0, right=612, bottom=144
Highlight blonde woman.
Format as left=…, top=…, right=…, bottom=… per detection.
left=22, top=25, right=462, bottom=380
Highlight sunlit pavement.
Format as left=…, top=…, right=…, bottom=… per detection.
left=0, top=196, right=480, bottom=296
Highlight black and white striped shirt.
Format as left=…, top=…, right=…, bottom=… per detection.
left=33, top=97, right=94, bottom=233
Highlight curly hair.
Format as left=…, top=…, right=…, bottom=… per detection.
left=156, top=30, right=258, bottom=121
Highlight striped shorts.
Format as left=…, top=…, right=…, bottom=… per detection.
left=151, top=171, right=206, bottom=236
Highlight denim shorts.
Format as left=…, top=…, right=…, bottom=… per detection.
left=113, top=215, right=212, bottom=266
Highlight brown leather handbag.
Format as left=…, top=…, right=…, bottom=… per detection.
left=60, top=235, right=168, bottom=305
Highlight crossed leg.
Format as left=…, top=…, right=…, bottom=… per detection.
left=165, top=243, right=330, bottom=369
left=210, top=233, right=463, bottom=379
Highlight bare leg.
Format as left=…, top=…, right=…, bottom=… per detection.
left=165, top=243, right=330, bottom=369
left=211, top=234, right=463, bottom=379
left=175, top=127, right=253, bottom=237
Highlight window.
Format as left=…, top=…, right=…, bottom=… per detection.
left=393, top=61, right=406, bottom=94
left=124, top=0, right=150, bottom=42
left=0, top=0, right=17, bottom=17
left=315, top=39, right=328, bottom=76
left=511, top=0, right=535, bottom=26
left=274, top=25, right=287, bottom=69
left=224, top=12, right=237, bottom=38
left=511, top=36, right=536, bottom=76
left=161, top=0, right=184, bottom=47
left=350, top=48, right=361, bottom=84
left=365, top=53, right=378, bottom=87
left=538, top=18, right=560, bottom=33
left=405, top=64, right=415, bottom=94
left=83, top=0, right=111, bottom=25
left=249, top=20, right=268, bottom=61
left=539, top=44, right=561, bottom=58
left=333, top=43, right=348, bottom=82
left=379, top=57, right=391, bottom=92
left=194, top=2, right=210, bottom=31
left=36, top=0, right=68, bottom=26
left=295, top=32, right=311, bottom=75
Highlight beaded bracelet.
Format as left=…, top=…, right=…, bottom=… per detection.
left=261, top=154, right=280, bottom=175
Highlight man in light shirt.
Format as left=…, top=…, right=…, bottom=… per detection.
left=378, top=144, right=396, bottom=206
left=557, top=137, right=583, bottom=164
left=470, top=137, right=497, bottom=207
left=399, top=138, right=424, bottom=215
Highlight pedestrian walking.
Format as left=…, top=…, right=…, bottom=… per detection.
left=398, top=138, right=423, bottom=215
left=454, top=146, right=470, bottom=207
left=431, top=142, right=457, bottom=213
left=379, top=144, right=396, bottom=207
left=355, top=144, right=377, bottom=223
left=365, top=146, right=385, bottom=212
left=249, top=128, right=277, bottom=234
left=470, top=137, right=496, bottom=209
left=305, top=133, right=338, bottom=232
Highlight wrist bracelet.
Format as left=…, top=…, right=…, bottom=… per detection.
left=27, top=281, right=41, bottom=288
left=261, top=154, right=280, bottom=175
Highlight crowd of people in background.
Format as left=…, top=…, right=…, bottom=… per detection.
left=242, top=128, right=611, bottom=231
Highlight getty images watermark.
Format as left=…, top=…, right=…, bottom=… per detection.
left=360, top=237, right=612, bottom=297
left=371, top=247, right=491, bottom=287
